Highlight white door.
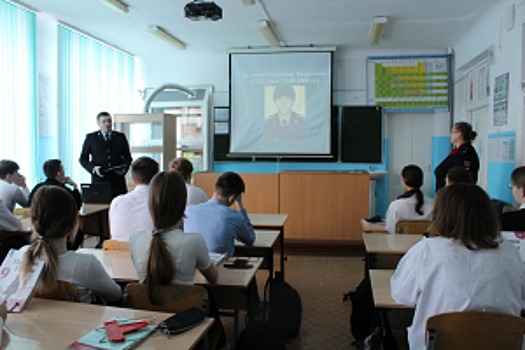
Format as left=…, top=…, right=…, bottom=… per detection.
left=470, top=106, right=489, bottom=190
left=387, top=113, right=434, bottom=204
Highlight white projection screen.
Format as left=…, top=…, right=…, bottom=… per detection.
left=230, top=51, right=332, bottom=155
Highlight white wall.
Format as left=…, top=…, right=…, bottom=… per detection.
left=454, top=0, right=524, bottom=164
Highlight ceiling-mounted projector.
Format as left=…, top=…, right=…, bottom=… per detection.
left=184, top=1, right=222, bottom=21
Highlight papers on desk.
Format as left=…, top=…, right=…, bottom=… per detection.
left=209, top=252, right=227, bottom=265
left=0, top=248, right=44, bottom=313
left=67, top=317, right=156, bottom=350
left=501, top=231, right=525, bottom=263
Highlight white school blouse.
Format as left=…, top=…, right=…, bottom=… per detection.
left=186, top=183, right=208, bottom=206
left=391, top=237, right=525, bottom=350
left=384, top=194, right=433, bottom=234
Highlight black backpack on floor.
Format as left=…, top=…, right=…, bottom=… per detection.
left=265, top=271, right=302, bottom=341
left=348, top=276, right=375, bottom=341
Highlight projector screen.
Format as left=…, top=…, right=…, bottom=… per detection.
left=230, top=51, right=332, bottom=155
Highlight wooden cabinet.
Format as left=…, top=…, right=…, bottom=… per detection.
left=194, top=173, right=279, bottom=213
left=279, top=171, right=369, bottom=242
left=194, top=171, right=369, bottom=242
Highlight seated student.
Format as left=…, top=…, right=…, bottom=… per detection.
left=168, top=157, right=207, bottom=205
left=109, top=157, right=159, bottom=242
left=385, top=165, right=433, bottom=234
left=0, top=159, right=30, bottom=211
left=0, top=199, right=21, bottom=231
left=501, top=166, right=525, bottom=231
left=445, top=165, right=473, bottom=186
left=29, top=159, right=82, bottom=209
left=391, top=184, right=525, bottom=350
left=20, top=186, right=122, bottom=304
left=184, top=171, right=255, bottom=256
left=129, top=171, right=218, bottom=286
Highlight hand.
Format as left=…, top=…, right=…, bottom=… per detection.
left=64, top=176, right=78, bottom=189
left=93, top=166, right=104, bottom=177
left=14, top=173, right=26, bottom=188
left=233, top=194, right=244, bottom=210
left=115, top=169, right=126, bottom=176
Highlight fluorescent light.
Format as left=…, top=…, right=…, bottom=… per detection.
left=241, top=0, right=256, bottom=5
left=257, top=20, right=281, bottom=47
left=368, top=16, right=388, bottom=45
left=98, top=0, right=129, bottom=14
left=148, top=26, right=186, bottom=50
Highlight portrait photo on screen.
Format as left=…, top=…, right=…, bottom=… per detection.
left=230, top=51, right=332, bottom=155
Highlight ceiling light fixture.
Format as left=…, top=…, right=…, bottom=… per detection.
left=257, top=20, right=281, bottom=47
left=368, top=16, right=388, bottom=45
left=98, top=0, right=129, bottom=14
left=241, top=0, right=256, bottom=5
left=147, top=25, right=186, bottom=50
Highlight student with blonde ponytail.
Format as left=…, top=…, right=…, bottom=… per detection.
left=20, top=186, right=121, bottom=303
left=129, top=171, right=218, bottom=303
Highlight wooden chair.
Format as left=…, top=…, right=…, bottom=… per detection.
left=395, top=220, right=431, bottom=235
left=13, top=208, right=30, bottom=217
left=426, top=311, right=525, bottom=350
left=124, top=283, right=209, bottom=313
left=35, top=281, right=80, bottom=302
left=102, top=239, right=130, bottom=250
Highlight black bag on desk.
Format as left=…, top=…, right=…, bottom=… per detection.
left=265, top=271, right=302, bottom=341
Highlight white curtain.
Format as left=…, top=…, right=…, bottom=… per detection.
left=0, top=0, right=37, bottom=183
left=58, top=25, right=135, bottom=184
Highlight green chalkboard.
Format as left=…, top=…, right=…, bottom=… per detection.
left=340, top=106, right=383, bottom=163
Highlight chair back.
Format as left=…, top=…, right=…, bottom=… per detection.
left=124, top=283, right=209, bottom=313
left=395, top=220, right=431, bottom=235
left=35, top=281, right=80, bottom=302
left=426, top=310, right=525, bottom=350
left=102, top=239, right=130, bottom=250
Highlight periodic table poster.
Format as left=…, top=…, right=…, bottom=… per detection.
left=367, top=55, right=449, bottom=111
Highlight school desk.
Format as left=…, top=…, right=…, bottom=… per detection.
left=234, top=229, right=280, bottom=277
left=3, top=298, right=214, bottom=349
left=79, top=204, right=110, bottom=245
left=249, top=213, right=288, bottom=274
left=369, top=269, right=409, bottom=309
left=361, top=218, right=387, bottom=233
left=362, top=232, right=422, bottom=270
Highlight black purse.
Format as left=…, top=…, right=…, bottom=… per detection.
left=157, top=307, right=206, bottom=335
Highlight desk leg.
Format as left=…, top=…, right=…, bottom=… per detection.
left=279, top=228, right=285, bottom=275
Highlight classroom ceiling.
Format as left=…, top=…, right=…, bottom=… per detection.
left=19, top=0, right=501, bottom=56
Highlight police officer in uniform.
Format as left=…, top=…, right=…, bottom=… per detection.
left=79, top=111, right=132, bottom=199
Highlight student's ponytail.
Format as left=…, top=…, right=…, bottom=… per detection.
left=399, top=165, right=425, bottom=216
left=145, top=229, right=175, bottom=304
left=21, top=236, right=59, bottom=294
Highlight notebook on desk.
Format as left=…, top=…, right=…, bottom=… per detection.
left=81, top=183, right=112, bottom=204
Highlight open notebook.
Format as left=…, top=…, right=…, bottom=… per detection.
left=0, top=248, right=44, bottom=312
left=208, top=252, right=227, bottom=265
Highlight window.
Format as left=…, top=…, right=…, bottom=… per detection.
left=0, top=0, right=37, bottom=182
left=58, top=25, right=135, bottom=184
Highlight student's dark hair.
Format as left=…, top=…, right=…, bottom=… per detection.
left=446, top=166, right=473, bottom=185
left=397, top=165, right=425, bottom=215
left=96, top=111, right=111, bottom=121
left=510, top=166, right=525, bottom=189
left=215, top=171, right=245, bottom=198
left=131, top=157, right=159, bottom=184
left=21, top=186, right=78, bottom=294
left=0, top=159, right=20, bottom=179
left=429, top=183, right=498, bottom=250
left=43, top=159, right=62, bottom=179
left=273, top=85, right=296, bottom=101
left=146, top=171, right=187, bottom=304
left=454, top=121, right=477, bottom=142
left=168, top=157, right=193, bottom=182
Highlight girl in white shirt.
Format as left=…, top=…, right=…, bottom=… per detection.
left=129, top=171, right=218, bottom=304
left=385, top=164, right=433, bottom=234
left=391, top=184, right=525, bottom=350
left=19, top=186, right=122, bottom=304
left=168, top=157, right=208, bottom=206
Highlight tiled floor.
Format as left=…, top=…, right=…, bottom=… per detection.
left=223, top=254, right=365, bottom=350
